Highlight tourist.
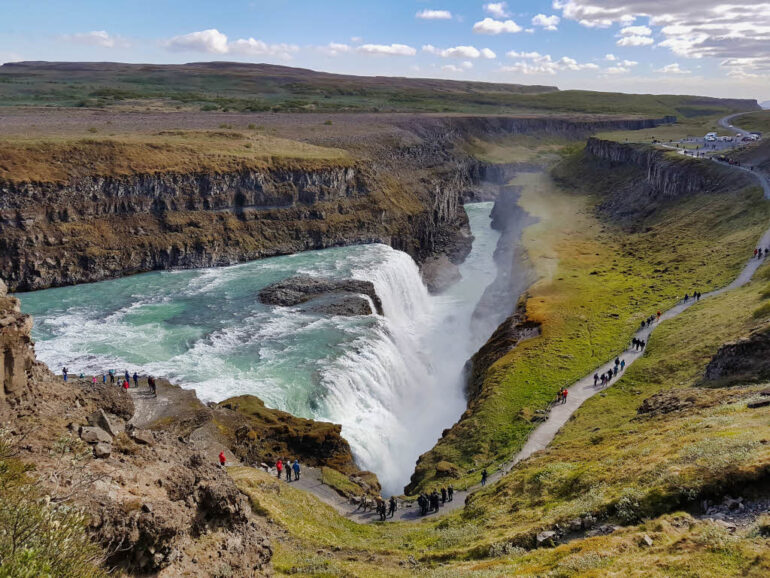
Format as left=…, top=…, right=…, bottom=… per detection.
left=593, top=373, right=599, bottom=387
left=562, top=388, right=568, bottom=404
left=285, top=459, right=292, bottom=482
left=133, top=372, right=139, bottom=387
left=148, top=376, right=157, bottom=397
left=124, top=369, right=130, bottom=383
left=219, top=451, right=226, bottom=468
left=448, top=485, right=454, bottom=502
left=92, top=376, right=97, bottom=384
left=109, top=369, right=115, bottom=384
left=481, top=469, right=488, bottom=487
left=613, top=365, right=618, bottom=377
left=293, top=459, right=300, bottom=480
left=388, top=496, right=397, bottom=518
left=418, top=494, right=428, bottom=516
left=378, top=498, right=387, bottom=521
left=441, top=487, right=447, bottom=504
left=430, top=491, right=440, bottom=512
left=102, top=374, right=106, bottom=384
left=62, top=367, right=68, bottom=382
left=620, top=359, right=625, bottom=371
left=555, top=389, right=562, bottom=404
left=684, top=293, right=689, bottom=303
left=657, top=310, right=661, bottom=321
left=276, top=458, right=283, bottom=479
left=122, top=379, right=129, bottom=391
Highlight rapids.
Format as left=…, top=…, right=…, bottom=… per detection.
left=18, top=203, right=501, bottom=494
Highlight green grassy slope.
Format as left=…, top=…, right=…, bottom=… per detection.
left=230, top=262, right=770, bottom=577
left=409, top=165, right=770, bottom=493
left=0, top=61, right=759, bottom=115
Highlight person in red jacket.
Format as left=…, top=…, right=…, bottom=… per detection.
left=219, top=451, right=226, bottom=468
left=276, top=458, right=283, bottom=479
left=561, top=388, right=568, bottom=404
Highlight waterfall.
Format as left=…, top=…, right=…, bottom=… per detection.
left=316, top=247, right=437, bottom=494
left=20, top=204, right=501, bottom=497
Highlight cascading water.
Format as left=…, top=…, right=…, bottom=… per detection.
left=17, top=203, right=501, bottom=494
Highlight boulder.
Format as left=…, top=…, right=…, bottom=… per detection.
left=536, top=531, right=557, bottom=547
left=259, top=275, right=384, bottom=315
left=80, top=426, right=113, bottom=444
left=301, top=294, right=374, bottom=316
left=88, top=409, right=125, bottom=437
left=93, top=442, right=112, bottom=458
left=641, top=534, right=654, bottom=547
left=129, top=428, right=155, bottom=446
left=748, top=399, right=770, bottom=409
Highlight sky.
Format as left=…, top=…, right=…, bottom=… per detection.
left=1, top=1, right=770, bottom=102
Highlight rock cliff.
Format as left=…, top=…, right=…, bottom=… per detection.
left=0, top=115, right=677, bottom=292
left=702, top=325, right=770, bottom=386
left=569, top=138, right=755, bottom=220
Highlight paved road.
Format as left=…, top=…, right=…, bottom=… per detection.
left=719, top=112, right=752, bottom=137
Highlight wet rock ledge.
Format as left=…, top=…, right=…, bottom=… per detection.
left=258, top=275, right=384, bottom=316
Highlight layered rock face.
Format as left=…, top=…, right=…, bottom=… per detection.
left=580, top=138, right=755, bottom=219
left=0, top=115, right=677, bottom=292
left=0, top=278, right=36, bottom=410
left=703, top=326, right=770, bottom=386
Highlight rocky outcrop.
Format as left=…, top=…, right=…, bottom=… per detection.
left=465, top=308, right=542, bottom=402
left=573, top=138, right=755, bottom=220
left=702, top=326, right=770, bottom=386
left=215, top=395, right=362, bottom=476
left=258, top=275, right=383, bottom=315
left=0, top=278, right=36, bottom=411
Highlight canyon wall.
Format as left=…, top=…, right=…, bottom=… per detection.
left=575, top=138, right=755, bottom=219
left=0, top=115, right=676, bottom=292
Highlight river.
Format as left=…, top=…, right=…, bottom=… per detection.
left=17, top=202, right=501, bottom=494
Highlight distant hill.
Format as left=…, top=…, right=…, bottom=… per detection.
left=0, top=61, right=761, bottom=116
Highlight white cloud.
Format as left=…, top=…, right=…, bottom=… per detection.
left=605, top=53, right=617, bottom=61
left=230, top=38, right=299, bottom=59
left=442, top=61, right=474, bottom=73
left=657, top=62, right=691, bottom=74
left=473, top=17, right=523, bottom=35
left=416, top=9, right=453, bottom=20
left=61, top=30, right=127, bottom=48
left=357, top=43, right=416, bottom=56
left=532, top=14, right=560, bottom=31
left=165, top=29, right=297, bottom=59
left=318, top=42, right=351, bottom=56
left=555, top=1, right=770, bottom=77
left=484, top=2, right=510, bottom=18
left=502, top=52, right=599, bottom=74
left=350, top=36, right=363, bottom=44
left=166, top=29, right=229, bottom=54
left=617, top=35, right=654, bottom=46
left=0, top=51, right=22, bottom=64
left=605, top=66, right=631, bottom=74
left=424, top=44, right=496, bottom=59
left=506, top=50, right=544, bottom=59
left=618, top=25, right=652, bottom=36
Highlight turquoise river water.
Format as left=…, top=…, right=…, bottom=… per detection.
left=18, top=202, right=501, bottom=494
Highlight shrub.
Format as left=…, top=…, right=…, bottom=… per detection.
left=0, top=431, right=106, bottom=577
